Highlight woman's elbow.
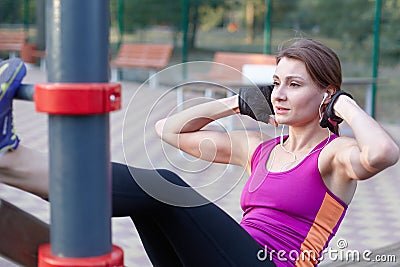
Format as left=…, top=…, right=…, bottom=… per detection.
left=388, top=143, right=400, bottom=166
left=370, top=142, right=400, bottom=170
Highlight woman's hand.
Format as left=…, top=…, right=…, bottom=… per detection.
left=238, top=85, right=274, bottom=123
left=333, top=94, right=357, bottom=120
left=320, top=90, right=354, bottom=132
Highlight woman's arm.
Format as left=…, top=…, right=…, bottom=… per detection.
left=155, top=95, right=265, bottom=168
left=332, top=95, right=399, bottom=180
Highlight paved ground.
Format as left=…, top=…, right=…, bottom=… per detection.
left=0, top=66, right=399, bottom=266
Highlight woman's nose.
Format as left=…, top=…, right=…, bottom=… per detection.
left=272, top=85, right=287, bottom=101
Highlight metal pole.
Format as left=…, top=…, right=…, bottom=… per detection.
left=46, top=0, right=111, bottom=257
left=181, top=0, right=189, bottom=64
left=371, top=0, right=381, bottom=118
left=15, top=84, right=34, bottom=101
left=24, top=0, right=30, bottom=32
left=35, top=0, right=46, bottom=51
left=117, top=0, right=124, bottom=50
left=263, top=0, right=272, bottom=54
left=181, top=0, right=189, bottom=80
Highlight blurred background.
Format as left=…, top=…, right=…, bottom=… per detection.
left=0, top=0, right=398, bottom=121
left=0, top=1, right=399, bottom=266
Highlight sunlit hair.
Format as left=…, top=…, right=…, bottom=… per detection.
left=276, top=38, right=342, bottom=135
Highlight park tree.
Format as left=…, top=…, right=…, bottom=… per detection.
left=242, top=0, right=265, bottom=44
left=178, top=0, right=228, bottom=49
left=121, top=0, right=181, bottom=32
left=1, top=0, right=399, bottom=63
left=291, top=0, right=399, bottom=63
left=0, top=0, right=23, bottom=24
left=310, top=0, right=375, bottom=46
left=119, top=0, right=227, bottom=49
left=380, top=0, right=400, bottom=63
left=270, top=0, right=300, bottom=29
left=286, top=0, right=376, bottom=61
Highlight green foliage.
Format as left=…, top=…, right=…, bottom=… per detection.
left=270, top=0, right=300, bottom=28
left=309, top=0, right=375, bottom=44
left=1, top=0, right=399, bottom=64
left=0, top=0, right=25, bottom=25
left=121, top=0, right=181, bottom=32
left=380, top=0, right=400, bottom=64
left=117, top=0, right=228, bottom=32
left=198, top=5, right=225, bottom=31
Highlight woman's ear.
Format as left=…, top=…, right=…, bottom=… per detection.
left=324, top=87, right=337, bottom=104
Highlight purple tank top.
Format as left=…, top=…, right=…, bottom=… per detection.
left=240, top=135, right=347, bottom=266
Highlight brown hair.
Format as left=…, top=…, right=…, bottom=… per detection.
left=276, top=38, right=342, bottom=135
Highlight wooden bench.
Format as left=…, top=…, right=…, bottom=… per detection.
left=20, top=42, right=46, bottom=70
left=0, top=198, right=49, bottom=267
left=110, top=43, right=173, bottom=87
left=177, top=51, right=277, bottom=109
left=205, top=51, right=277, bottom=83
left=0, top=31, right=27, bottom=58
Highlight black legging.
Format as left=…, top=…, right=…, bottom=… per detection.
left=111, top=162, right=276, bottom=267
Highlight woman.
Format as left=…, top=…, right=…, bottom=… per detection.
left=154, top=38, right=399, bottom=266
left=0, top=39, right=398, bottom=266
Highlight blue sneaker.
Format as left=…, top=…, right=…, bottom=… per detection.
left=0, top=58, right=26, bottom=153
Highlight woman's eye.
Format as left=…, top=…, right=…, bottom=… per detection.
left=290, top=82, right=300, bottom=87
left=273, top=81, right=280, bottom=87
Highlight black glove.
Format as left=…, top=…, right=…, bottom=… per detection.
left=238, top=85, right=274, bottom=123
left=320, top=90, right=353, bottom=132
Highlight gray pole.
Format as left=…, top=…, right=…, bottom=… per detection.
left=370, top=0, right=381, bottom=118
left=46, top=0, right=112, bottom=257
left=35, top=0, right=46, bottom=51
left=263, top=0, right=272, bottom=54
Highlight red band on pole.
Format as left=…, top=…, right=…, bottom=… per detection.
left=38, top=244, right=124, bottom=267
left=34, top=83, right=121, bottom=115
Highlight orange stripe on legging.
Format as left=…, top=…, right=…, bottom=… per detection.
left=295, top=193, right=345, bottom=266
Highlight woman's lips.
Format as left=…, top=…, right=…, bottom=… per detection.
left=275, top=106, right=290, bottom=115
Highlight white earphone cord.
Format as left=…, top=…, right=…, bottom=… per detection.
left=248, top=93, right=332, bottom=192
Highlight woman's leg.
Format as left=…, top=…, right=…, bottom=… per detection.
left=0, top=156, right=273, bottom=266
left=131, top=216, right=184, bottom=266
left=112, top=164, right=184, bottom=266
left=111, top=162, right=274, bottom=267
left=0, top=58, right=49, bottom=198
left=0, top=146, right=49, bottom=199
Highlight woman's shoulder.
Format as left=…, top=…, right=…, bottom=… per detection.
left=319, top=134, right=357, bottom=174
left=325, top=135, right=358, bottom=152
left=230, top=129, right=274, bottom=143
left=231, top=129, right=275, bottom=172
left=248, top=131, right=277, bottom=161
left=319, top=135, right=357, bottom=158
left=245, top=130, right=275, bottom=149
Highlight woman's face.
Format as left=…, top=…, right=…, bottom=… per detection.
left=271, top=57, right=324, bottom=127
